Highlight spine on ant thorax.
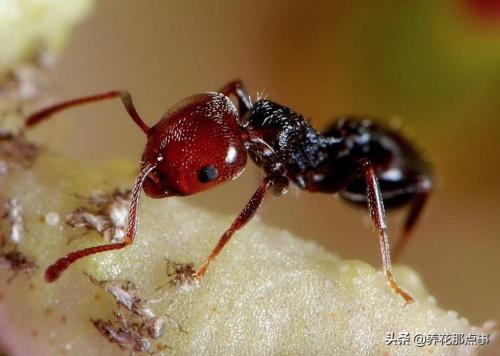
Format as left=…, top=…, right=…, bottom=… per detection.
left=245, top=100, right=346, bottom=189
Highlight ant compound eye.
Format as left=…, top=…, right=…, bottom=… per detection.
left=198, top=165, right=219, bottom=183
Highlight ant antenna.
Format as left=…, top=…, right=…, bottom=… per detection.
left=44, top=163, right=155, bottom=282
left=25, top=91, right=150, bottom=134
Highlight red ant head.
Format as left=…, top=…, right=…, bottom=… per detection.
left=141, top=92, right=247, bottom=198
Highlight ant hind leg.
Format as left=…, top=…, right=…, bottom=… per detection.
left=392, top=177, right=432, bottom=262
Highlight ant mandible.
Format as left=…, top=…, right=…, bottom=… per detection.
left=26, top=80, right=432, bottom=303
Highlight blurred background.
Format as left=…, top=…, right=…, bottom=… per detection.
left=35, top=0, right=499, bottom=324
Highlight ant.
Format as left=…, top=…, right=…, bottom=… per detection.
left=25, top=80, right=432, bottom=303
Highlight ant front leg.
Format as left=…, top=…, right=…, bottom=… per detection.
left=356, top=159, right=414, bottom=303
left=192, top=176, right=278, bottom=280
left=44, top=164, right=155, bottom=282
left=25, top=91, right=149, bottom=134
left=219, top=80, right=252, bottom=117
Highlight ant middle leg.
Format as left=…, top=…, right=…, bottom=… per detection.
left=44, top=163, right=155, bottom=282
left=219, top=80, right=252, bottom=116
left=355, top=159, right=414, bottom=303
left=339, top=174, right=432, bottom=263
left=25, top=91, right=149, bottom=134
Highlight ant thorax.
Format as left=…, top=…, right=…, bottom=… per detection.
left=244, top=100, right=346, bottom=190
